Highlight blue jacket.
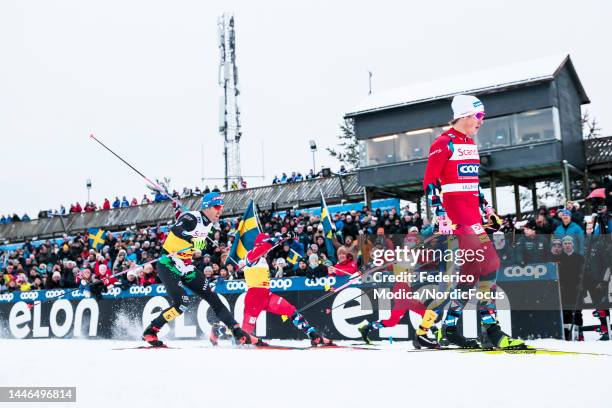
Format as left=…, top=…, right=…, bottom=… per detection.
left=554, top=221, right=585, bottom=255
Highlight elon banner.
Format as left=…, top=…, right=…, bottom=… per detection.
left=0, top=265, right=564, bottom=340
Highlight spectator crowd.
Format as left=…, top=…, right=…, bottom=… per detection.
left=0, top=185, right=233, bottom=224
left=272, top=165, right=349, bottom=185
left=1, top=174, right=610, bottom=341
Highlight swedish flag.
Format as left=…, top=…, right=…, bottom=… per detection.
left=228, top=199, right=261, bottom=265
left=320, top=193, right=337, bottom=263
left=88, top=228, right=107, bottom=250
left=286, top=241, right=305, bottom=265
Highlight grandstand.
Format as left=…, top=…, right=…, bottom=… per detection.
left=0, top=172, right=362, bottom=242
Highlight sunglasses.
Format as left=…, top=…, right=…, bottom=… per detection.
left=473, top=112, right=486, bottom=121
left=212, top=205, right=224, bottom=211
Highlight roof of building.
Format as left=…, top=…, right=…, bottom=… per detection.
left=585, top=135, right=612, bottom=166
left=346, top=54, right=589, bottom=117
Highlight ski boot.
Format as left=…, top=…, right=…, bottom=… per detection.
left=413, top=333, right=440, bottom=349
left=413, top=309, right=441, bottom=349
left=430, top=325, right=440, bottom=340
left=358, top=322, right=373, bottom=345
left=210, top=323, right=233, bottom=346
left=594, top=310, right=610, bottom=341
left=478, top=324, right=495, bottom=349
left=308, top=329, right=334, bottom=347
left=142, top=323, right=165, bottom=347
left=484, top=323, right=526, bottom=349
left=435, top=325, right=449, bottom=347
left=439, top=325, right=480, bottom=349
left=231, top=326, right=268, bottom=346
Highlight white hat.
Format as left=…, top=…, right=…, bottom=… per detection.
left=451, top=95, right=484, bottom=120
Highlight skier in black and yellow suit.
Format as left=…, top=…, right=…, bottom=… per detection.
left=142, top=192, right=261, bottom=347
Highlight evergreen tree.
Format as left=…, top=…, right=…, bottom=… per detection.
left=327, top=118, right=359, bottom=169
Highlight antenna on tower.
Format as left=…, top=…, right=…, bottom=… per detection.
left=218, top=12, right=242, bottom=191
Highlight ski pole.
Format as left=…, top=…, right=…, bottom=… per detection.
left=297, top=233, right=442, bottom=314
left=295, top=263, right=391, bottom=314
left=27, top=245, right=192, bottom=308
left=89, top=134, right=162, bottom=198
left=89, top=134, right=218, bottom=247
left=324, top=291, right=365, bottom=314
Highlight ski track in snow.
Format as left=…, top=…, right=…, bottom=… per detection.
left=0, top=338, right=610, bottom=408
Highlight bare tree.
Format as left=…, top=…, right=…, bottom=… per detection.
left=582, top=110, right=602, bottom=140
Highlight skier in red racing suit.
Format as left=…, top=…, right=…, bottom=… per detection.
left=422, top=94, right=525, bottom=350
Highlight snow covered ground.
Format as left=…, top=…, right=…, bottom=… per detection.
left=0, top=338, right=610, bottom=408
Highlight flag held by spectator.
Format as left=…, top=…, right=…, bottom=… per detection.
left=320, top=192, right=337, bottom=263
left=228, top=199, right=261, bottom=265
left=88, top=228, right=107, bottom=250
left=286, top=240, right=305, bottom=265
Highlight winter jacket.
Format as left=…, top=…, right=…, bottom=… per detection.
left=554, top=222, right=585, bottom=255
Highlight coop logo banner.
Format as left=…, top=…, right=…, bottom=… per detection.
left=70, top=290, right=87, bottom=299
left=269, top=278, right=293, bottom=291
left=20, top=291, right=40, bottom=301
left=219, top=280, right=248, bottom=293
left=45, top=290, right=66, bottom=299
left=457, top=164, right=479, bottom=177
left=498, top=263, right=556, bottom=282
left=101, top=287, right=122, bottom=298
left=129, top=286, right=153, bottom=296
left=304, top=276, right=337, bottom=288
left=0, top=277, right=360, bottom=304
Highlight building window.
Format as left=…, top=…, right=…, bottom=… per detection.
left=360, top=107, right=560, bottom=166
left=396, top=128, right=434, bottom=161
left=365, top=134, right=397, bottom=165
left=514, top=108, right=557, bottom=145
left=475, top=116, right=512, bottom=150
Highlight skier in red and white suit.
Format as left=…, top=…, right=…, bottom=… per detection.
left=423, top=99, right=500, bottom=277
left=422, top=94, right=525, bottom=349
left=241, top=233, right=332, bottom=346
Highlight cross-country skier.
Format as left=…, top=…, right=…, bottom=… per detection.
left=242, top=232, right=333, bottom=346
left=422, top=94, right=525, bottom=349
left=358, top=233, right=439, bottom=348
left=142, top=192, right=260, bottom=347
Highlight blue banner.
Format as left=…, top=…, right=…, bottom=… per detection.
left=0, top=263, right=560, bottom=304
left=0, top=276, right=368, bottom=303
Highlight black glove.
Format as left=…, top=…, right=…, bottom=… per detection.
left=283, top=231, right=295, bottom=241
left=90, top=281, right=105, bottom=298
left=231, top=326, right=253, bottom=344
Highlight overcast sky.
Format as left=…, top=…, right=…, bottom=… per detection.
left=1, top=0, right=610, bottom=217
